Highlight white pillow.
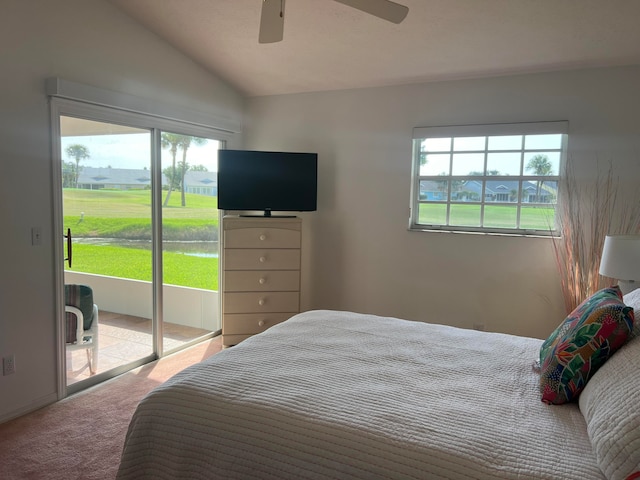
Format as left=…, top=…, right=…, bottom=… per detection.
left=623, top=288, right=640, bottom=338
left=579, top=335, right=640, bottom=480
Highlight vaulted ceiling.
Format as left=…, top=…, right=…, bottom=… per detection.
left=108, top=0, right=640, bottom=97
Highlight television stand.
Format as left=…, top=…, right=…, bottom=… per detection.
left=221, top=215, right=302, bottom=347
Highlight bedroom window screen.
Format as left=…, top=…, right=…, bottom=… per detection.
left=410, top=121, right=568, bottom=236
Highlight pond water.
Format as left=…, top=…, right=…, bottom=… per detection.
left=74, top=238, right=219, bottom=258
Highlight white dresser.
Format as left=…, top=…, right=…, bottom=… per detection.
left=221, top=215, right=302, bottom=347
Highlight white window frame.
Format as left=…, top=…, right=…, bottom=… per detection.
left=409, top=121, right=568, bottom=236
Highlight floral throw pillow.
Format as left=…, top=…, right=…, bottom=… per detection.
left=539, top=286, right=634, bottom=405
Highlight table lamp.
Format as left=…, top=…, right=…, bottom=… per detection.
left=599, top=235, right=640, bottom=294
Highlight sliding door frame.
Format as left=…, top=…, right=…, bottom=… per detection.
left=50, top=97, right=232, bottom=399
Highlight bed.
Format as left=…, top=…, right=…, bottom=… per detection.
left=116, top=308, right=640, bottom=480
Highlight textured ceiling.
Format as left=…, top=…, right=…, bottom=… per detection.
left=108, top=0, right=640, bottom=97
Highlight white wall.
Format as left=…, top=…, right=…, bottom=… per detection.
left=245, top=66, right=640, bottom=339
left=0, top=0, right=243, bottom=422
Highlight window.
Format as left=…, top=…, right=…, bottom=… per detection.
left=410, top=121, right=567, bottom=236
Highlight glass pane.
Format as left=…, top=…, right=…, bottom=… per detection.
left=484, top=205, right=517, bottom=228
left=420, top=179, right=448, bottom=201
left=524, top=152, right=560, bottom=176
left=522, top=182, right=537, bottom=203
left=520, top=205, right=556, bottom=230
left=418, top=203, right=446, bottom=225
left=542, top=180, right=558, bottom=204
left=161, top=132, right=220, bottom=353
left=450, top=204, right=481, bottom=226
left=452, top=153, right=484, bottom=175
left=524, top=134, right=563, bottom=150
left=523, top=179, right=557, bottom=204
left=488, top=135, right=522, bottom=151
left=420, top=153, right=450, bottom=175
left=485, top=180, right=519, bottom=203
left=61, top=116, right=153, bottom=386
left=486, top=152, right=521, bottom=175
left=453, top=136, right=485, bottom=151
left=421, top=137, right=451, bottom=152
left=454, top=180, right=480, bottom=202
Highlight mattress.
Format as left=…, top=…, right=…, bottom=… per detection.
left=116, top=310, right=604, bottom=479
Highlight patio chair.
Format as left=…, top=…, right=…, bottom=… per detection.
left=65, top=284, right=99, bottom=374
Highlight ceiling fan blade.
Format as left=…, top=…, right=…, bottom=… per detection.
left=259, top=0, right=285, bottom=43
left=334, top=0, right=408, bottom=24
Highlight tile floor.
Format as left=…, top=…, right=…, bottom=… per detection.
left=66, top=310, right=212, bottom=384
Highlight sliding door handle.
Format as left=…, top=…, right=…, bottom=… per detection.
left=64, top=228, right=72, bottom=268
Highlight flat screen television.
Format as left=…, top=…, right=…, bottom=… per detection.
left=217, top=150, right=318, bottom=216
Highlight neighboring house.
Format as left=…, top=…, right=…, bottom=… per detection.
left=77, top=167, right=154, bottom=190
left=420, top=179, right=556, bottom=203
left=418, top=180, right=448, bottom=201
left=76, top=167, right=217, bottom=195
left=464, top=180, right=554, bottom=203
left=184, top=171, right=218, bottom=196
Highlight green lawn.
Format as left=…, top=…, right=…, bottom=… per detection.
left=63, top=188, right=218, bottom=218
left=418, top=203, right=556, bottom=230
left=64, top=189, right=219, bottom=290
left=64, top=188, right=218, bottom=240
left=65, top=217, right=217, bottom=241
left=71, top=244, right=218, bottom=290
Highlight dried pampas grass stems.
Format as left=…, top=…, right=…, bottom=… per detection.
left=551, top=159, right=640, bottom=313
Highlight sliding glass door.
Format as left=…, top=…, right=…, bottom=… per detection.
left=160, top=132, right=220, bottom=354
left=61, top=116, right=154, bottom=387
left=53, top=100, right=223, bottom=394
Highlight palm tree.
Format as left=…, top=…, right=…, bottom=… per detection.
left=161, top=134, right=208, bottom=207
left=65, top=144, right=90, bottom=188
left=526, top=154, right=552, bottom=202
left=61, top=161, right=78, bottom=188
left=161, top=133, right=182, bottom=206
left=177, top=136, right=207, bottom=206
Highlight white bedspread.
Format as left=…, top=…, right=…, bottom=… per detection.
left=117, top=310, right=604, bottom=480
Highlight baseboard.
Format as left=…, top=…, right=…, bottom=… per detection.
left=0, top=392, right=58, bottom=425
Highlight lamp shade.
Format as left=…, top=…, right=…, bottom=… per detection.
left=599, top=235, right=640, bottom=281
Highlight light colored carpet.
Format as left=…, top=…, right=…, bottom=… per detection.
left=0, top=336, right=222, bottom=480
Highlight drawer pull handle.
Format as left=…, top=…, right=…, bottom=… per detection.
left=258, top=320, right=265, bottom=327
left=258, top=298, right=265, bottom=306
left=259, top=234, right=266, bottom=241
left=259, top=256, right=267, bottom=263
left=259, top=277, right=266, bottom=284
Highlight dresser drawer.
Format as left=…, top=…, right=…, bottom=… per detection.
left=224, top=270, right=300, bottom=292
left=222, top=312, right=292, bottom=335
left=225, top=227, right=301, bottom=249
left=224, top=249, right=300, bottom=271
left=223, top=291, right=299, bottom=313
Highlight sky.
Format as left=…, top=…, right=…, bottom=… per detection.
left=60, top=133, right=220, bottom=172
